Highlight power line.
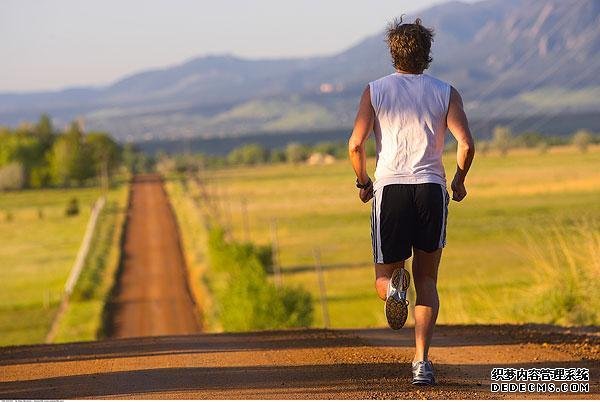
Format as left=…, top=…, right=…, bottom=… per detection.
left=515, top=59, right=600, bottom=135
left=467, top=3, right=585, bottom=135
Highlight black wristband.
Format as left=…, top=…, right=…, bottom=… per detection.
left=356, top=177, right=372, bottom=189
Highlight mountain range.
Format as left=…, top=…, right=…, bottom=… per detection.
left=1, top=0, right=599, bottom=142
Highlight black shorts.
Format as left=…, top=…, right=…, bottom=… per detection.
left=371, top=183, right=449, bottom=264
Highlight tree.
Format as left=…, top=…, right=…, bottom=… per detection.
left=227, top=144, right=267, bottom=165
left=518, top=132, right=545, bottom=148
left=49, top=122, right=94, bottom=186
left=572, top=129, right=592, bottom=153
left=492, top=125, right=513, bottom=156
left=86, top=132, right=121, bottom=188
left=285, top=142, right=308, bottom=164
left=478, top=140, right=490, bottom=156
left=49, top=136, right=74, bottom=186
left=313, top=141, right=337, bottom=156
left=269, top=149, right=286, bottom=164
left=0, top=115, right=121, bottom=189
left=34, top=114, right=55, bottom=149
left=0, top=129, right=47, bottom=188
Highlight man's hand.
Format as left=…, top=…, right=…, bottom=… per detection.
left=349, top=86, right=375, bottom=203
left=359, top=183, right=374, bottom=203
left=451, top=175, right=467, bottom=202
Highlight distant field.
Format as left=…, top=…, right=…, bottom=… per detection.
left=0, top=185, right=125, bottom=346
left=174, top=145, right=600, bottom=328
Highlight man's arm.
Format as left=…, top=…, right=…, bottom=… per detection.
left=447, top=86, right=475, bottom=202
left=348, top=86, right=375, bottom=203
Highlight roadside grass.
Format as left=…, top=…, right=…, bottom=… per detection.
left=205, top=227, right=313, bottom=331
left=518, top=219, right=599, bottom=326
left=191, top=146, right=600, bottom=327
left=52, top=186, right=128, bottom=342
left=166, top=179, right=215, bottom=330
left=0, top=185, right=125, bottom=346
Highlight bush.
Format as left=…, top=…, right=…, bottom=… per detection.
left=0, top=162, right=25, bottom=191
left=572, top=129, right=592, bottom=153
left=65, top=198, right=80, bottom=216
left=206, top=227, right=313, bottom=330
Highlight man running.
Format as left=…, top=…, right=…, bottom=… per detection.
left=348, top=17, right=475, bottom=386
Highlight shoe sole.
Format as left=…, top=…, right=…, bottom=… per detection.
left=385, top=268, right=410, bottom=330
left=412, top=380, right=435, bottom=386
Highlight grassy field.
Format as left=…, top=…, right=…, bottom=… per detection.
left=171, top=145, right=600, bottom=329
left=0, top=185, right=126, bottom=346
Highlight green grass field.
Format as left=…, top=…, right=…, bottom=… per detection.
left=171, top=145, right=600, bottom=329
left=0, top=185, right=126, bottom=346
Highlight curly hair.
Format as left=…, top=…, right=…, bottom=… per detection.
left=386, top=16, right=434, bottom=74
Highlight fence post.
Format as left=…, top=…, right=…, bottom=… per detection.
left=313, top=247, right=330, bottom=328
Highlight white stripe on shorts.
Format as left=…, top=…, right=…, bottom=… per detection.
left=439, top=184, right=448, bottom=248
left=374, top=187, right=384, bottom=263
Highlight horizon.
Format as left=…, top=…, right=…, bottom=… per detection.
left=0, top=0, right=479, bottom=94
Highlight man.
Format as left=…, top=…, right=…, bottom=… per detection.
left=348, top=17, right=475, bottom=386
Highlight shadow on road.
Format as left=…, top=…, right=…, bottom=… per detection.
left=0, top=360, right=596, bottom=399
left=1, top=326, right=596, bottom=367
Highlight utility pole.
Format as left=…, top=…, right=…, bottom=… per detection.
left=241, top=197, right=250, bottom=243
left=270, top=218, right=282, bottom=287
left=313, top=247, right=330, bottom=328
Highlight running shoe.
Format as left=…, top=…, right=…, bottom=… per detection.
left=384, top=267, right=410, bottom=330
left=412, top=360, right=435, bottom=385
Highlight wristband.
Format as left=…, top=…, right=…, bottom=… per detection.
left=356, top=177, right=372, bottom=189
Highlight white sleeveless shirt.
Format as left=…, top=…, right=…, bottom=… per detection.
left=369, top=72, right=451, bottom=190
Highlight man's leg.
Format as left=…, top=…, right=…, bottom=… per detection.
left=374, top=261, right=405, bottom=300
left=411, top=247, right=442, bottom=362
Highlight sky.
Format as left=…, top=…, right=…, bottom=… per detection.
left=0, top=0, right=463, bottom=93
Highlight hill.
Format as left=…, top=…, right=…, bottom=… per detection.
left=0, top=0, right=598, bottom=141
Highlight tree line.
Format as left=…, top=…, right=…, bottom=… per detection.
left=156, top=126, right=599, bottom=171
left=0, top=114, right=148, bottom=191
left=3, top=115, right=596, bottom=189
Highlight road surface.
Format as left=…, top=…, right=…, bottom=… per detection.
left=106, top=174, right=201, bottom=337
left=0, top=325, right=597, bottom=399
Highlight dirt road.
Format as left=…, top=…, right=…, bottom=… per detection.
left=0, top=325, right=597, bottom=399
left=106, top=174, right=201, bottom=337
